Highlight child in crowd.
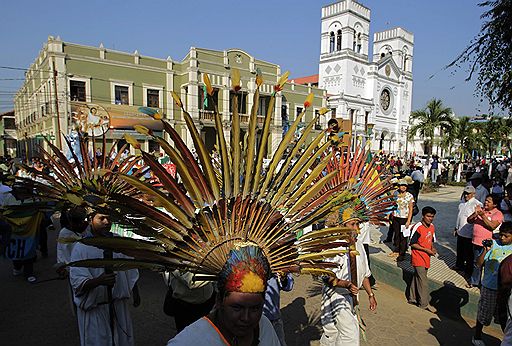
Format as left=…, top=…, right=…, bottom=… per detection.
left=406, top=206, right=437, bottom=313
left=472, top=221, right=512, bottom=346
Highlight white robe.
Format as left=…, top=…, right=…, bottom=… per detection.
left=167, top=314, right=280, bottom=345
left=320, top=241, right=371, bottom=346
left=70, top=241, right=139, bottom=346
left=56, top=227, right=81, bottom=267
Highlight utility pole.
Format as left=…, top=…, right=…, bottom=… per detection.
left=52, top=60, right=62, bottom=149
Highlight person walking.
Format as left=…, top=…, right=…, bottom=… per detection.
left=387, top=179, right=414, bottom=261
left=472, top=222, right=512, bottom=346
left=453, top=186, right=482, bottom=278
left=410, top=164, right=424, bottom=202
left=406, top=206, right=438, bottom=313
left=467, top=195, right=504, bottom=288
left=70, top=212, right=140, bottom=346
left=320, top=209, right=377, bottom=346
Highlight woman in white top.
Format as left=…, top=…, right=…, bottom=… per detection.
left=389, top=179, right=414, bottom=261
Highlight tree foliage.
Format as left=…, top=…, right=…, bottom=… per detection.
left=447, top=0, right=512, bottom=114
left=408, top=98, right=454, bottom=155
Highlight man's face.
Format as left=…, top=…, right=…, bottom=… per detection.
left=218, top=292, right=265, bottom=337
left=328, top=121, right=339, bottom=133
left=90, top=213, right=112, bottom=235
left=422, top=212, right=435, bottom=226
left=464, top=192, right=474, bottom=201
left=344, top=219, right=360, bottom=232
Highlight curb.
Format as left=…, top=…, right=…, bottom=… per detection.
left=371, top=255, right=482, bottom=320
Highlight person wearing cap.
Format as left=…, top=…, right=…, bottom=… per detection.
left=387, top=178, right=414, bottom=261
left=320, top=209, right=377, bottom=346
left=453, top=186, right=482, bottom=277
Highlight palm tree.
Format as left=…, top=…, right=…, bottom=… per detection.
left=408, top=98, right=455, bottom=155
left=451, top=116, right=484, bottom=159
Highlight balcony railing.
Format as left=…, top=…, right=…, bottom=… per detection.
left=199, top=110, right=267, bottom=126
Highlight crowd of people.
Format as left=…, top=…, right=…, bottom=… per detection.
left=4, top=142, right=512, bottom=346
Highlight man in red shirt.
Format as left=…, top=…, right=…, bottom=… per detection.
left=406, top=206, right=437, bottom=312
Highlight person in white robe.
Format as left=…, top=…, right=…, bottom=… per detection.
left=320, top=213, right=377, bottom=346
left=69, top=212, right=140, bottom=346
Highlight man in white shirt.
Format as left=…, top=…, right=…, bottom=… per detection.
left=453, top=186, right=482, bottom=277
left=469, top=173, right=489, bottom=204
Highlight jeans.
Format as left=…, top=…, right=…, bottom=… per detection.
left=470, top=245, right=484, bottom=286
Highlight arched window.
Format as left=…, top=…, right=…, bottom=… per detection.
left=356, top=33, right=362, bottom=53
left=329, top=32, right=335, bottom=53
left=336, top=30, right=342, bottom=51
left=403, top=55, right=408, bottom=70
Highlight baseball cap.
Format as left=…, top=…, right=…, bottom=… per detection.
left=463, top=186, right=476, bottom=194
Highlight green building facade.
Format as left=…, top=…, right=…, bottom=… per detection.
left=15, top=36, right=327, bottom=159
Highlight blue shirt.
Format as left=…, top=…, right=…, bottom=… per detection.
left=482, top=240, right=512, bottom=290
left=263, top=274, right=294, bottom=321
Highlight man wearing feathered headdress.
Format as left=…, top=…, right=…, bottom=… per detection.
left=167, top=244, right=281, bottom=345
left=320, top=208, right=377, bottom=346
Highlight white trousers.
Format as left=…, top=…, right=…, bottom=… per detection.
left=320, top=307, right=359, bottom=346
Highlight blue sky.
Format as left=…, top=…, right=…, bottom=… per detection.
left=0, top=0, right=489, bottom=116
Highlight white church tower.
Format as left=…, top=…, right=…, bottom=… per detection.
left=318, top=0, right=415, bottom=155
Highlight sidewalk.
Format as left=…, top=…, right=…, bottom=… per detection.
left=368, top=185, right=495, bottom=320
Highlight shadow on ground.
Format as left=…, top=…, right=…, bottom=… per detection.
left=428, top=281, right=502, bottom=346
left=282, top=297, right=322, bottom=346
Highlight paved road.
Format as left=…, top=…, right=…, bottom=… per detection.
left=0, top=185, right=504, bottom=345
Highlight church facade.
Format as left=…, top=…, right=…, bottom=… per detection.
left=295, top=0, right=421, bottom=156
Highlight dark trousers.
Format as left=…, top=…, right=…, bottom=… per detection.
left=174, top=293, right=216, bottom=333
left=407, top=266, right=429, bottom=308
left=455, top=235, right=474, bottom=276
left=392, top=216, right=409, bottom=256
left=13, top=256, right=35, bottom=276
left=363, top=243, right=376, bottom=286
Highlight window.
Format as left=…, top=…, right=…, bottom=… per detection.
left=199, top=87, right=219, bottom=112
left=356, top=33, right=362, bottom=53
left=115, top=85, right=129, bottom=105
left=258, top=95, right=271, bottom=116
left=331, top=108, right=336, bottom=118
left=70, top=80, right=86, bottom=102
left=229, top=91, right=247, bottom=114
left=295, top=107, right=303, bottom=121
left=315, top=110, right=322, bottom=130
left=4, top=118, right=15, bottom=129
left=329, top=32, right=335, bottom=53
left=147, top=89, right=160, bottom=107
left=336, top=30, right=342, bottom=51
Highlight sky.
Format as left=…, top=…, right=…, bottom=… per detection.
left=0, top=0, right=490, bottom=116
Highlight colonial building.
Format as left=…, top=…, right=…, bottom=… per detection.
left=0, top=110, right=17, bottom=157
left=14, top=36, right=326, bottom=159
left=294, top=0, right=421, bottom=155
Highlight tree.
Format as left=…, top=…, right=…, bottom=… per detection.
left=451, top=116, right=485, bottom=159
left=408, top=99, right=455, bottom=155
left=447, top=0, right=512, bottom=113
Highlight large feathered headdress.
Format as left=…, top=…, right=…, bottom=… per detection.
left=16, top=69, right=373, bottom=292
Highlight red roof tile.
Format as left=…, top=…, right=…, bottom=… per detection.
left=291, top=74, right=319, bottom=85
